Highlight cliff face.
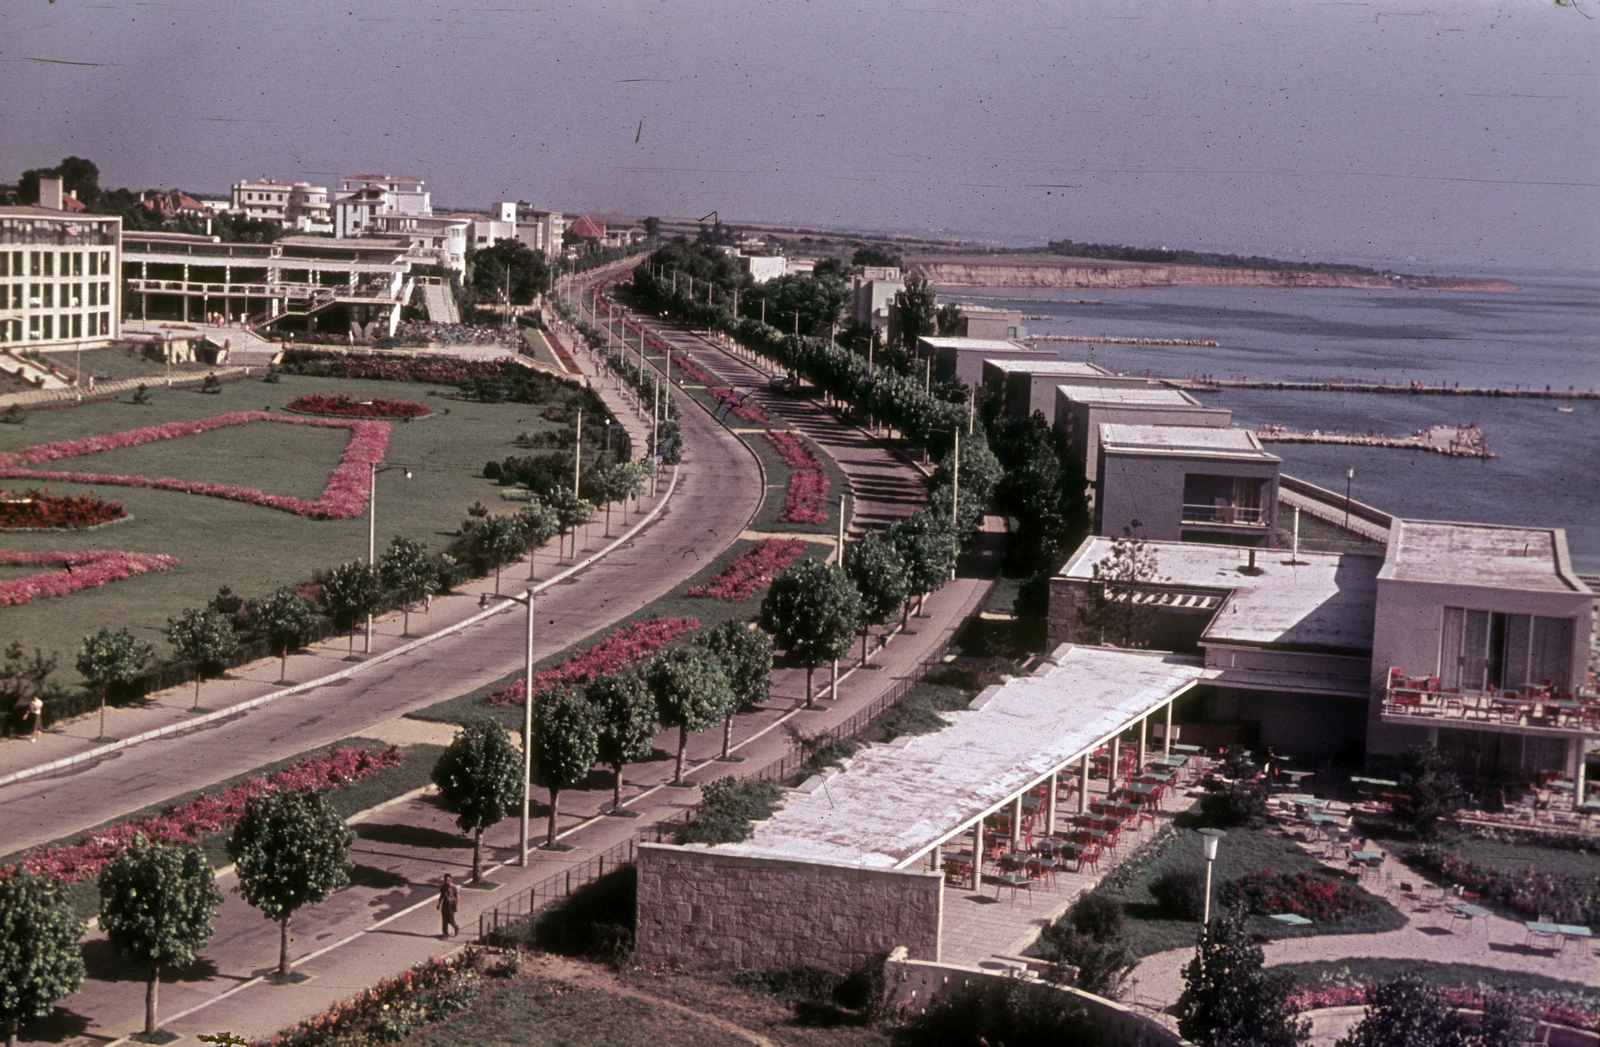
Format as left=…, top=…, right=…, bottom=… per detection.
left=911, top=262, right=1517, bottom=293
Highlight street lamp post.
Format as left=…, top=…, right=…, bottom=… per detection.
left=1199, top=828, right=1226, bottom=925
left=1343, top=467, right=1355, bottom=531
left=482, top=589, right=537, bottom=865
left=366, top=463, right=412, bottom=653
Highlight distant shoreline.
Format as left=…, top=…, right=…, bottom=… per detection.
left=910, top=259, right=1517, bottom=293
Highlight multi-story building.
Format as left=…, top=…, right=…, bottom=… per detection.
left=952, top=304, right=1026, bottom=340
left=333, top=174, right=431, bottom=239
left=368, top=213, right=470, bottom=271
left=1093, top=423, right=1281, bottom=546
left=851, top=266, right=903, bottom=330
left=469, top=203, right=518, bottom=249
left=914, top=336, right=1055, bottom=388
left=121, top=230, right=415, bottom=340
left=0, top=178, right=120, bottom=351
left=978, top=358, right=1147, bottom=421
left=231, top=180, right=332, bottom=233
left=514, top=206, right=565, bottom=258
left=1056, top=385, right=1232, bottom=482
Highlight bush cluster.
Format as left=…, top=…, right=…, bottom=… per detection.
left=675, top=775, right=785, bottom=845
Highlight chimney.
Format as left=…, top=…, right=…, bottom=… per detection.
left=39, top=176, right=64, bottom=211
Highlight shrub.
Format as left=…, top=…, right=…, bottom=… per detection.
left=286, top=393, right=431, bottom=418
left=1405, top=844, right=1600, bottom=927
left=1220, top=870, right=1372, bottom=923
left=687, top=538, right=805, bottom=600
left=531, top=866, right=636, bottom=968
left=1067, top=891, right=1126, bottom=943
left=487, top=616, right=700, bottom=707
left=676, top=776, right=784, bottom=845
left=1201, top=783, right=1269, bottom=827
left=892, top=978, right=1097, bottom=1047
left=1151, top=868, right=1208, bottom=921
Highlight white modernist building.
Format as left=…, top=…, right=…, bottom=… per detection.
left=1094, top=423, right=1281, bottom=547
left=231, top=180, right=331, bottom=233
left=333, top=174, right=432, bottom=239
left=0, top=179, right=121, bottom=353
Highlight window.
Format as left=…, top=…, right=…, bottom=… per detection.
left=28, top=316, right=39, bottom=339
left=28, top=283, right=39, bottom=306
left=43, top=253, right=53, bottom=277
left=9, top=285, right=18, bottom=308
left=0, top=253, right=7, bottom=277
left=29, top=252, right=39, bottom=276
left=10, top=252, right=20, bottom=276
left=71, top=314, right=81, bottom=338
left=88, top=252, right=98, bottom=276
left=1439, top=607, right=1575, bottom=692
left=72, top=283, right=82, bottom=307
left=41, top=285, right=53, bottom=309
left=88, top=283, right=97, bottom=307
left=101, top=281, right=110, bottom=304
left=42, top=316, right=52, bottom=339
left=72, top=252, right=83, bottom=276
left=101, top=311, right=110, bottom=333
left=101, top=251, right=110, bottom=273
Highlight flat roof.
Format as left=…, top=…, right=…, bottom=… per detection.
left=1060, top=386, right=1200, bottom=406
left=1059, top=537, right=1381, bottom=653
left=985, top=359, right=1111, bottom=377
left=1100, top=423, right=1279, bottom=461
left=0, top=206, right=119, bottom=222
left=917, top=337, right=1041, bottom=352
left=705, top=647, right=1206, bottom=869
left=1381, top=519, right=1589, bottom=594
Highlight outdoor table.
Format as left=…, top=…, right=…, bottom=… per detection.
left=1526, top=920, right=1564, bottom=945
left=1349, top=850, right=1384, bottom=865
left=1350, top=776, right=1400, bottom=788
left=1549, top=780, right=1576, bottom=793
left=1021, top=795, right=1043, bottom=811
left=1269, top=913, right=1313, bottom=926
left=1556, top=924, right=1593, bottom=949
left=1308, top=813, right=1340, bottom=826
left=1171, top=743, right=1202, bottom=754
left=1452, top=904, right=1491, bottom=918
left=1282, top=794, right=1321, bottom=806
left=1124, top=782, right=1158, bottom=796
left=1283, top=770, right=1315, bottom=784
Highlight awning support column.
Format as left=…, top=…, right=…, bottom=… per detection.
left=1138, top=716, right=1148, bottom=771
left=972, top=822, right=984, bottom=886
left=1164, top=700, right=1174, bottom=756
left=1109, top=735, right=1121, bottom=794
left=1079, top=753, right=1090, bottom=814
left=1046, top=772, right=1058, bottom=838
left=1011, top=795, right=1024, bottom=849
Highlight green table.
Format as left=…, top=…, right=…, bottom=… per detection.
left=1270, top=913, right=1313, bottom=926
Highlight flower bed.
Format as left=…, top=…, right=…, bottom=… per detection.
left=7, top=745, right=402, bottom=884
left=0, top=411, right=390, bottom=519
left=780, top=468, right=829, bottom=524
left=1406, top=844, right=1600, bottom=927
left=254, top=949, right=479, bottom=1047
left=0, top=488, right=125, bottom=529
left=488, top=615, right=700, bottom=706
left=708, top=386, right=773, bottom=425
left=766, top=430, right=822, bottom=470
left=1219, top=869, right=1373, bottom=922
left=688, top=538, right=805, bottom=600
left=671, top=354, right=716, bottom=384
left=1286, top=982, right=1600, bottom=1032
left=287, top=393, right=432, bottom=418
left=0, top=549, right=179, bottom=606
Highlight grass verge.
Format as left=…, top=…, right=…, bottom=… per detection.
left=1271, top=958, right=1600, bottom=998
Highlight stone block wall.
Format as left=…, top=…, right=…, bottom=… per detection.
left=635, top=843, right=943, bottom=971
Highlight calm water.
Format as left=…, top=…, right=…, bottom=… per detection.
left=954, top=273, right=1600, bottom=572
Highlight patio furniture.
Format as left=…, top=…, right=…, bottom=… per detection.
left=1556, top=924, right=1593, bottom=953
left=996, top=872, right=1033, bottom=905
left=1269, top=912, right=1313, bottom=927
left=1449, top=903, right=1490, bottom=934
left=942, top=855, right=974, bottom=889
left=1526, top=919, right=1564, bottom=950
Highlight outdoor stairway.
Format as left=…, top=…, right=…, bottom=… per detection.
left=421, top=280, right=460, bottom=324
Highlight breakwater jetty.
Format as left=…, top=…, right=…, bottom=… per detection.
left=1167, top=378, right=1598, bottom=400
left=1027, top=334, right=1220, bottom=347
left=1256, top=423, right=1497, bottom=459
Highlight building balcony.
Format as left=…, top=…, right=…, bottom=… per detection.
left=1381, top=668, right=1600, bottom=738
left=1180, top=503, right=1267, bottom=528
left=126, top=279, right=287, bottom=297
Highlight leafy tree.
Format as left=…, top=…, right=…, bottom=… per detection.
left=584, top=462, right=637, bottom=535
left=759, top=559, right=859, bottom=708
left=532, top=687, right=602, bottom=845
left=472, top=513, right=528, bottom=593
left=1392, top=744, right=1464, bottom=840
left=516, top=498, right=561, bottom=551
left=748, top=272, right=850, bottom=338
left=851, top=246, right=902, bottom=270
left=928, top=435, right=1001, bottom=537
left=379, top=535, right=438, bottom=636
left=432, top=720, right=524, bottom=879
left=1175, top=908, right=1309, bottom=1047
left=255, top=588, right=315, bottom=683
left=98, top=836, right=221, bottom=1036
left=166, top=608, right=239, bottom=710
left=1075, top=534, right=1162, bottom=648
left=0, top=869, right=85, bottom=1047
left=1, top=642, right=57, bottom=728
left=935, top=302, right=965, bottom=337
left=843, top=532, right=909, bottom=667
left=642, top=216, right=661, bottom=239
left=647, top=646, right=735, bottom=785
left=589, top=669, right=659, bottom=810
left=17, top=157, right=100, bottom=206
left=1478, top=991, right=1541, bottom=1047
left=544, top=488, right=595, bottom=560
left=888, top=511, right=961, bottom=620
left=697, top=620, right=773, bottom=757
left=466, top=238, right=549, bottom=307
left=892, top=273, right=938, bottom=360
left=76, top=627, right=155, bottom=739
left=227, top=789, right=353, bottom=978
left=990, top=410, right=1080, bottom=570
left=321, top=561, right=381, bottom=656
left=1035, top=892, right=1136, bottom=998
left=1335, top=976, right=1469, bottom=1047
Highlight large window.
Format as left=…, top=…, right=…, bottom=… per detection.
left=1439, top=607, right=1575, bottom=692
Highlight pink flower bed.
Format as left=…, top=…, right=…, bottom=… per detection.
left=766, top=430, right=822, bottom=470
left=488, top=615, right=699, bottom=706
left=1285, top=983, right=1600, bottom=1032
left=1220, top=869, right=1372, bottom=922
left=671, top=355, right=716, bottom=384
left=0, top=412, right=391, bottom=520
left=287, top=393, right=432, bottom=418
left=0, top=549, right=179, bottom=606
left=0, top=488, right=125, bottom=529
left=781, top=468, right=829, bottom=524
left=254, top=951, right=477, bottom=1047
left=688, top=538, right=805, bottom=600
left=708, top=386, right=774, bottom=425
left=6, top=745, right=402, bottom=884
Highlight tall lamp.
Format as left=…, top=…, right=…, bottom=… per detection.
left=480, top=589, right=537, bottom=865
left=1199, top=828, right=1226, bottom=925
left=366, top=463, right=412, bottom=653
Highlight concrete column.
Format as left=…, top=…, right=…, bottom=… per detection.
left=1138, top=716, right=1148, bottom=771
left=1010, top=795, right=1023, bottom=849
left=931, top=842, right=941, bottom=872
left=1570, top=736, right=1586, bottom=811
left=1164, top=701, right=1174, bottom=756
left=1079, top=754, right=1090, bottom=814
left=1046, top=772, right=1058, bottom=837
left=972, top=822, right=983, bottom=887
left=1109, top=735, right=1120, bottom=793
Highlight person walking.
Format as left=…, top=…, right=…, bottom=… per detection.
left=29, top=694, right=44, bottom=742
left=436, top=873, right=460, bottom=938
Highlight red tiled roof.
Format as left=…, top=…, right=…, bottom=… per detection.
left=569, top=215, right=606, bottom=240
left=59, top=194, right=86, bottom=212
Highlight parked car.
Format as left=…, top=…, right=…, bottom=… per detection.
left=768, top=372, right=800, bottom=394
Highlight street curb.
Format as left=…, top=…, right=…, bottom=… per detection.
left=0, top=465, right=682, bottom=791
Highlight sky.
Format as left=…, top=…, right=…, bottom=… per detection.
left=3, top=0, right=1597, bottom=270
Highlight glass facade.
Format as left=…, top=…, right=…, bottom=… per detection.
left=0, top=212, right=120, bottom=347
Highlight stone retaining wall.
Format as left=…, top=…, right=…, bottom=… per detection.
left=635, top=843, right=942, bottom=971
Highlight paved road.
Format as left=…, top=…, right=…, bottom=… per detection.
left=0, top=323, right=763, bottom=855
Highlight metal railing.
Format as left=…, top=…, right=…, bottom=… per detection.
left=1179, top=503, right=1266, bottom=526
left=476, top=631, right=957, bottom=941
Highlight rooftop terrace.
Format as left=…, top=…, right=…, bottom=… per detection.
left=1060, top=386, right=1200, bottom=406
left=1381, top=519, right=1591, bottom=594
left=1099, top=423, right=1280, bottom=461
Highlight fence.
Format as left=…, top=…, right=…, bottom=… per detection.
left=476, top=632, right=957, bottom=941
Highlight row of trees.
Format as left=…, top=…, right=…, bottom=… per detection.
left=0, top=788, right=354, bottom=1041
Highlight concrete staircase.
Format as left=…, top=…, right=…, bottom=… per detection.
left=420, top=280, right=460, bottom=324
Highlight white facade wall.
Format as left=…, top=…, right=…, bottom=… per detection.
left=0, top=209, right=121, bottom=351
left=1096, top=448, right=1279, bottom=545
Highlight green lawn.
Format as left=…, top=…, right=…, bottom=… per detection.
left=0, top=374, right=571, bottom=686
left=67, top=345, right=218, bottom=384
left=1271, top=958, right=1600, bottom=999
left=1440, top=832, right=1600, bottom=881
left=1063, top=819, right=1408, bottom=958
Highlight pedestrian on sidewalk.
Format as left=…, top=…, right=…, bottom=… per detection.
left=29, top=693, right=44, bottom=741
left=436, top=874, right=460, bottom=938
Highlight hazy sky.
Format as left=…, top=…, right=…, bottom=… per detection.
left=4, top=0, right=1597, bottom=269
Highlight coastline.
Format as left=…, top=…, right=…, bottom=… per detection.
left=910, top=260, right=1517, bottom=293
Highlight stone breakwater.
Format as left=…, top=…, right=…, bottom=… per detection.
left=1027, top=333, right=1219, bottom=347
left=1256, top=423, right=1497, bottom=458
left=1169, top=378, right=1598, bottom=400
left=913, top=261, right=1517, bottom=293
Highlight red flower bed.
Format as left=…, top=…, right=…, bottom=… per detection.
left=0, top=488, right=125, bottom=529
left=287, top=393, right=432, bottom=418
left=766, top=430, right=822, bottom=470
left=708, top=386, right=773, bottom=425
left=1407, top=844, right=1600, bottom=926
left=671, top=354, right=716, bottom=384
left=1286, top=982, right=1600, bottom=1032
left=1219, top=869, right=1373, bottom=923
left=688, top=538, right=805, bottom=600
left=488, top=615, right=700, bottom=706
left=254, top=950, right=478, bottom=1047
left=780, top=468, right=829, bottom=524
left=0, top=412, right=390, bottom=519
left=0, top=549, right=179, bottom=606
left=7, top=745, right=401, bottom=884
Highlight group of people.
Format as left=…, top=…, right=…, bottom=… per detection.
left=395, top=321, right=519, bottom=347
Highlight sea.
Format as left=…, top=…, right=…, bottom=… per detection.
left=951, top=270, right=1600, bottom=573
